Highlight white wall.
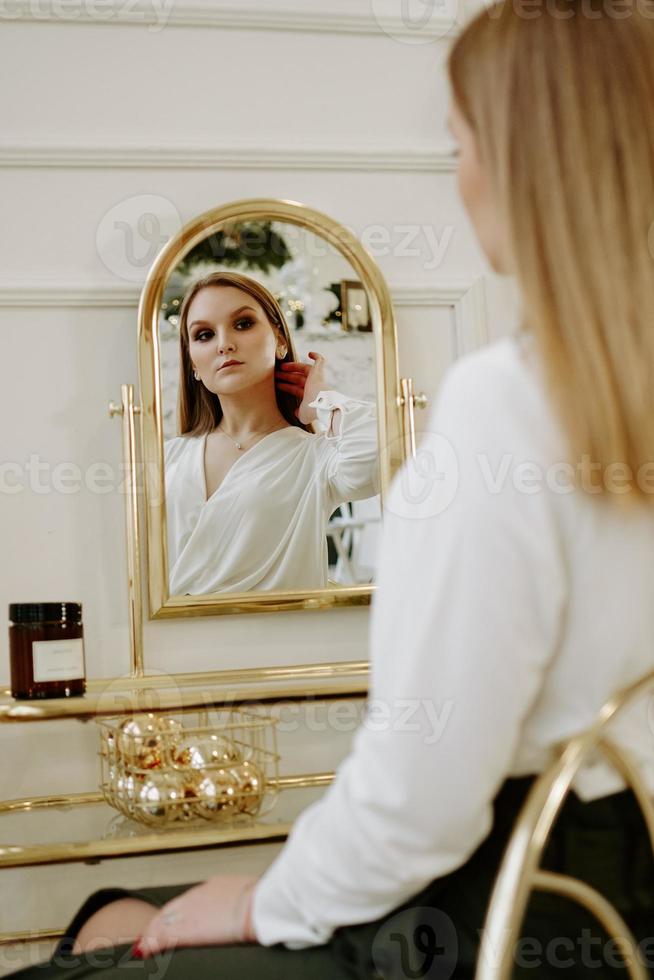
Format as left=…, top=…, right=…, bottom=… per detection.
left=0, top=1, right=517, bottom=968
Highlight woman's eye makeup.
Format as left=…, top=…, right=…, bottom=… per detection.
left=192, top=317, right=255, bottom=341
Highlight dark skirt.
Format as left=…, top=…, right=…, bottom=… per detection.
left=8, top=776, right=654, bottom=978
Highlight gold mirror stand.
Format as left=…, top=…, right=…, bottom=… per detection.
left=398, top=378, right=428, bottom=459
left=108, top=384, right=144, bottom=678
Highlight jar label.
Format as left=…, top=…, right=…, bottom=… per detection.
left=32, top=638, right=86, bottom=683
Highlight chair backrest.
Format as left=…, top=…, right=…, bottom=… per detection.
left=475, top=670, right=654, bottom=980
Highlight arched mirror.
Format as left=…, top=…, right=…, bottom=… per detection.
left=139, top=199, right=405, bottom=619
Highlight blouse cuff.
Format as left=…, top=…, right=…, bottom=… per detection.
left=307, top=390, right=371, bottom=439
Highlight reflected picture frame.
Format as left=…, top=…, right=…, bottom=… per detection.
left=341, top=279, right=372, bottom=333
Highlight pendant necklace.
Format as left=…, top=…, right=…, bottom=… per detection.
left=218, top=419, right=287, bottom=451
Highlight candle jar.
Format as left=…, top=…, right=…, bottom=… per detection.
left=9, top=602, right=86, bottom=699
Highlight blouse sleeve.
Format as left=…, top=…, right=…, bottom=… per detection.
left=308, top=389, right=379, bottom=508
left=250, top=343, right=567, bottom=949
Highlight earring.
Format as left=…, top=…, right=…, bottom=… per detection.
left=276, top=346, right=287, bottom=359
left=193, top=370, right=199, bottom=380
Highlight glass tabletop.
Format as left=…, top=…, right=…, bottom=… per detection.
left=0, top=784, right=325, bottom=868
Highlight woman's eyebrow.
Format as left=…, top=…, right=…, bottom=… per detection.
left=230, top=305, right=257, bottom=318
left=189, top=306, right=257, bottom=329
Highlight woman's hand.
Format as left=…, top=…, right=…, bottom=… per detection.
left=275, top=351, right=328, bottom=425
left=131, top=874, right=258, bottom=959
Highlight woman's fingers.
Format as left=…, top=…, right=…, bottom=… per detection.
left=278, top=361, right=309, bottom=375
left=279, top=353, right=326, bottom=373
left=130, top=875, right=259, bottom=958
left=276, top=352, right=325, bottom=405
left=131, top=921, right=179, bottom=959
left=276, top=377, right=306, bottom=391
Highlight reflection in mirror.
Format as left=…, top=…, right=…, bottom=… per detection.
left=160, top=222, right=382, bottom=596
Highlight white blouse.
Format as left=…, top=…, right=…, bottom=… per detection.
left=251, top=333, right=654, bottom=948
left=164, top=390, right=378, bottom=594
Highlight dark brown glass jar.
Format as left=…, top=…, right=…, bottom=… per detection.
left=9, top=602, right=86, bottom=699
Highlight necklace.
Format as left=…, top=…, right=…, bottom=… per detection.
left=217, top=419, right=287, bottom=451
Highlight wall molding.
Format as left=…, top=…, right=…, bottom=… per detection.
left=0, top=2, right=461, bottom=39
left=0, top=280, right=481, bottom=309
left=0, top=141, right=457, bottom=173
left=449, top=277, right=488, bottom=355
left=0, top=284, right=141, bottom=308
left=0, top=279, right=489, bottom=352
left=391, top=284, right=478, bottom=307
left=391, top=280, right=489, bottom=354
left=0, top=276, right=489, bottom=356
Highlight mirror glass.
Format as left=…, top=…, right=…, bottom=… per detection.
left=157, top=219, right=383, bottom=597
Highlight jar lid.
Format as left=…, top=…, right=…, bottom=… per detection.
left=9, top=602, right=82, bottom=624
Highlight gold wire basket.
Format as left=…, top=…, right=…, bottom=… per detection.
left=97, top=706, right=280, bottom=827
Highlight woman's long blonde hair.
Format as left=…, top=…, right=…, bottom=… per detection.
left=176, top=270, right=312, bottom=437
left=448, top=0, right=654, bottom=502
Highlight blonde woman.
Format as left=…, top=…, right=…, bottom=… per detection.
left=12, top=0, right=654, bottom=976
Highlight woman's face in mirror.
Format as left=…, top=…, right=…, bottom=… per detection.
left=448, top=99, right=507, bottom=274
left=187, top=286, right=284, bottom=396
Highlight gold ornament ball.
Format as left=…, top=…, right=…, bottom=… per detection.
left=137, top=771, right=187, bottom=826
left=118, top=715, right=163, bottom=768
left=113, top=772, right=141, bottom=817
left=191, top=769, right=240, bottom=820
left=206, top=733, right=242, bottom=765
left=155, top=716, right=184, bottom=733
left=230, top=760, right=265, bottom=815
left=172, top=735, right=242, bottom=772
left=104, top=730, right=118, bottom=765
left=154, top=716, right=185, bottom=758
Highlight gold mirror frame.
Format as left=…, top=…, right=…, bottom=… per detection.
left=139, top=198, right=404, bottom=621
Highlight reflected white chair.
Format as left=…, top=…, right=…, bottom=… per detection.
left=327, top=497, right=381, bottom=584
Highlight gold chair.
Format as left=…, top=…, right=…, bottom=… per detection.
left=475, top=670, right=654, bottom=980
